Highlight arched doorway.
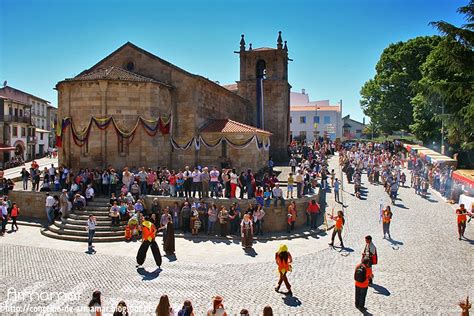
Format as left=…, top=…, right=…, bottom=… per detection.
left=13, top=140, right=25, bottom=160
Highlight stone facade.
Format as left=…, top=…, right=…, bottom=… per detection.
left=9, top=190, right=317, bottom=233
left=57, top=34, right=290, bottom=172
left=235, top=37, right=291, bottom=162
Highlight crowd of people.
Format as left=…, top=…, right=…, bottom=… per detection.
left=87, top=290, right=276, bottom=316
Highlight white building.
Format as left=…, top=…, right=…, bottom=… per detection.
left=35, top=128, right=50, bottom=157
left=342, top=115, right=366, bottom=139
left=290, top=90, right=342, bottom=141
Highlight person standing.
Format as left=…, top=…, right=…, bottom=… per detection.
left=295, top=170, right=303, bottom=198
left=229, top=168, right=238, bottom=198
left=163, top=215, right=175, bottom=255
left=286, top=202, right=297, bottom=233
left=354, top=257, right=370, bottom=310
left=286, top=173, right=294, bottom=199
left=334, top=178, right=341, bottom=203
left=307, top=199, right=320, bottom=229
left=362, top=235, right=377, bottom=285
left=218, top=206, right=229, bottom=237
left=289, top=156, right=297, bottom=174
left=1, top=201, right=8, bottom=235
left=10, top=202, right=19, bottom=232
left=180, top=202, right=191, bottom=234
left=382, top=206, right=393, bottom=239
left=209, top=167, right=220, bottom=198
left=328, top=210, right=345, bottom=248
left=183, top=166, right=192, bottom=198
left=274, top=244, right=293, bottom=296
left=136, top=217, right=162, bottom=268
left=207, top=203, right=218, bottom=235
left=201, top=167, right=210, bottom=198
left=191, top=167, right=202, bottom=199
left=20, top=167, right=30, bottom=191
left=86, top=214, right=97, bottom=252
left=456, top=204, right=471, bottom=240
left=45, top=193, right=56, bottom=224
left=241, top=214, right=253, bottom=248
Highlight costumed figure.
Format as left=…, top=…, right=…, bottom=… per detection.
left=241, top=214, right=253, bottom=248
left=163, top=215, right=175, bottom=255
left=274, top=244, right=293, bottom=296
left=328, top=210, right=345, bottom=248
left=128, top=214, right=140, bottom=237
left=124, top=225, right=132, bottom=241
left=136, top=218, right=162, bottom=268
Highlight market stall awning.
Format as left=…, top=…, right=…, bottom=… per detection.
left=0, top=143, right=15, bottom=151
left=453, top=169, right=474, bottom=188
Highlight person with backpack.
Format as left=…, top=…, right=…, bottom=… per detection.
left=362, top=235, right=377, bottom=285
left=354, top=257, right=371, bottom=310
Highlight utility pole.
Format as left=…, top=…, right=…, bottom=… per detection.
left=441, top=102, right=445, bottom=155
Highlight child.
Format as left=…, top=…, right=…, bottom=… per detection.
left=191, top=208, right=200, bottom=235
left=255, top=186, right=264, bottom=206
left=287, top=173, right=294, bottom=199
left=264, top=187, right=272, bottom=208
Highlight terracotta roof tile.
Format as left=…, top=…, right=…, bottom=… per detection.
left=200, top=119, right=272, bottom=135
left=65, top=66, right=171, bottom=87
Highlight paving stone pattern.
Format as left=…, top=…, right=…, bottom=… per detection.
left=0, top=155, right=472, bottom=315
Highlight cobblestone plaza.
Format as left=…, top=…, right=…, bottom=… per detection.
left=0, top=156, right=472, bottom=315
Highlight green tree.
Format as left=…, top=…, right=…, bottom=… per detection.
left=360, top=36, right=441, bottom=134
left=413, top=1, right=474, bottom=149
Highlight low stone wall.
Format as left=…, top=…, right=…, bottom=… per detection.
left=8, top=191, right=49, bottom=220
left=142, top=194, right=319, bottom=233
left=8, top=190, right=321, bottom=233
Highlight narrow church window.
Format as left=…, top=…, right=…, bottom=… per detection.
left=118, top=136, right=129, bottom=155
left=256, top=60, right=266, bottom=79
left=126, top=62, right=134, bottom=71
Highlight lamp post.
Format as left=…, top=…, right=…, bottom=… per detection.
left=441, top=102, right=445, bottom=155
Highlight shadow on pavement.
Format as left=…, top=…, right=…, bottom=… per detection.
left=371, top=283, right=391, bottom=296
left=387, top=237, right=403, bottom=246
left=393, top=203, right=409, bottom=209
left=137, top=267, right=162, bottom=280
left=244, top=247, right=258, bottom=257
left=164, top=254, right=177, bottom=262
left=282, top=295, right=302, bottom=307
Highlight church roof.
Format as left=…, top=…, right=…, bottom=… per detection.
left=252, top=47, right=276, bottom=51
left=64, top=66, right=172, bottom=87
left=222, top=83, right=238, bottom=91
left=200, top=119, right=272, bottom=135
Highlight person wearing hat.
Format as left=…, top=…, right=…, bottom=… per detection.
left=240, top=213, right=253, bottom=248
left=274, top=244, right=293, bottom=296
left=136, top=216, right=162, bottom=268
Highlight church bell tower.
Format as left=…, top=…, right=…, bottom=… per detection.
left=236, top=31, right=291, bottom=162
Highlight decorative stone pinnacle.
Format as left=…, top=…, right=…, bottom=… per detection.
left=249, top=43, right=252, bottom=51
left=277, top=31, right=283, bottom=49
left=283, top=40, right=288, bottom=51
left=240, top=34, right=246, bottom=51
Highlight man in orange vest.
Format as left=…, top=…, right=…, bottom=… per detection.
left=328, top=210, right=345, bottom=248
left=382, top=206, right=393, bottom=239
left=456, top=204, right=471, bottom=240
left=136, top=217, right=162, bottom=268
left=354, top=257, right=370, bottom=311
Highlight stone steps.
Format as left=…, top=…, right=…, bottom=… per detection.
left=47, top=225, right=124, bottom=237
left=52, top=220, right=126, bottom=232
left=41, top=229, right=125, bottom=243
left=42, top=199, right=128, bottom=243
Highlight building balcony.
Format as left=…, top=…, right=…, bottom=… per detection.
left=27, top=136, right=37, bottom=144
left=1, top=115, right=31, bottom=124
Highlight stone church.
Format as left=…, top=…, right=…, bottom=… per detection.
left=56, top=32, right=291, bottom=171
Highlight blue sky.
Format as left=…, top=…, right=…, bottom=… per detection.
left=0, top=0, right=467, bottom=122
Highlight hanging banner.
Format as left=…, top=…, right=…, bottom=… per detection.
left=56, top=115, right=171, bottom=148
